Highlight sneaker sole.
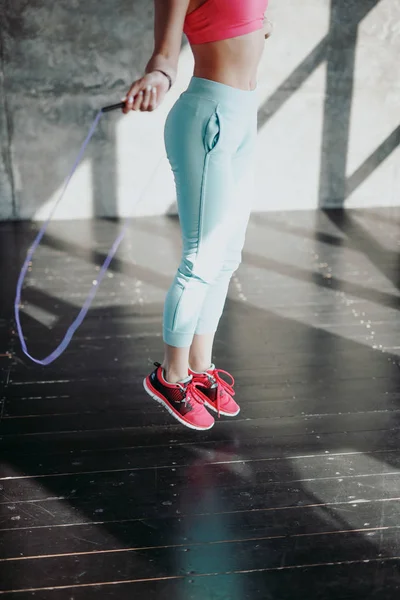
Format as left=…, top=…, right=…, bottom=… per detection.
left=143, top=377, right=214, bottom=431
left=203, top=399, right=240, bottom=417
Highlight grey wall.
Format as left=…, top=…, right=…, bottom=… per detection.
left=0, top=0, right=156, bottom=220
left=0, top=0, right=399, bottom=220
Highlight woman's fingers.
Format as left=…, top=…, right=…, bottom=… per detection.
left=122, top=82, right=140, bottom=113
left=149, top=87, right=158, bottom=111
left=122, top=95, right=132, bottom=114
left=132, top=90, right=143, bottom=111
left=122, top=89, right=145, bottom=113
left=141, top=85, right=152, bottom=111
left=123, top=77, right=161, bottom=114
left=139, top=85, right=158, bottom=112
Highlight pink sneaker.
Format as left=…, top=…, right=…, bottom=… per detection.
left=189, top=365, right=240, bottom=417
left=143, top=364, right=215, bottom=431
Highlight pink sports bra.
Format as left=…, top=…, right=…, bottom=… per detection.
left=184, top=0, right=269, bottom=45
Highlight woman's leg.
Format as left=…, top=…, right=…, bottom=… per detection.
left=163, top=84, right=256, bottom=381
left=185, top=121, right=255, bottom=419
left=187, top=160, right=251, bottom=376
left=162, top=94, right=236, bottom=368
left=191, top=130, right=256, bottom=364
left=189, top=332, right=215, bottom=373
left=162, top=344, right=190, bottom=383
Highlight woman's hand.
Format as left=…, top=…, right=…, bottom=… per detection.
left=122, top=71, right=170, bottom=114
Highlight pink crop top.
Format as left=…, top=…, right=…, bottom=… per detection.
left=184, top=0, right=269, bottom=45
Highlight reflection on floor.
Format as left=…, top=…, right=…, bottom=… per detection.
left=0, top=207, right=400, bottom=599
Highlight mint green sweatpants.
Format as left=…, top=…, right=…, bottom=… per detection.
left=163, top=76, right=257, bottom=347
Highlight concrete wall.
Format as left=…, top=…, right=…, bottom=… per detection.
left=0, top=0, right=399, bottom=220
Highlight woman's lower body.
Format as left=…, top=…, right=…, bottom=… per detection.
left=144, top=77, right=257, bottom=430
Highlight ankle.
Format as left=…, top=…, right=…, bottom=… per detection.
left=189, top=361, right=212, bottom=374
left=162, top=366, right=189, bottom=384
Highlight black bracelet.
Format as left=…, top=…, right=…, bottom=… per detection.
left=153, top=69, right=173, bottom=90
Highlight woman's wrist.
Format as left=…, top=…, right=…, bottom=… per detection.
left=145, top=54, right=176, bottom=90
left=152, top=69, right=173, bottom=90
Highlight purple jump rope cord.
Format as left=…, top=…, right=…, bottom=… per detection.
left=14, top=102, right=130, bottom=366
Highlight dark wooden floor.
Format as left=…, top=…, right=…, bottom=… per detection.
left=0, top=207, right=400, bottom=599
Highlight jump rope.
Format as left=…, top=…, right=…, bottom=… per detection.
left=14, top=100, right=152, bottom=366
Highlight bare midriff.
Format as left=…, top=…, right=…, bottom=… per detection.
left=187, top=0, right=267, bottom=91
left=191, top=29, right=265, bottom=91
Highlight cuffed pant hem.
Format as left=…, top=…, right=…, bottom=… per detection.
left=163, top=328, right=194, bottom=348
